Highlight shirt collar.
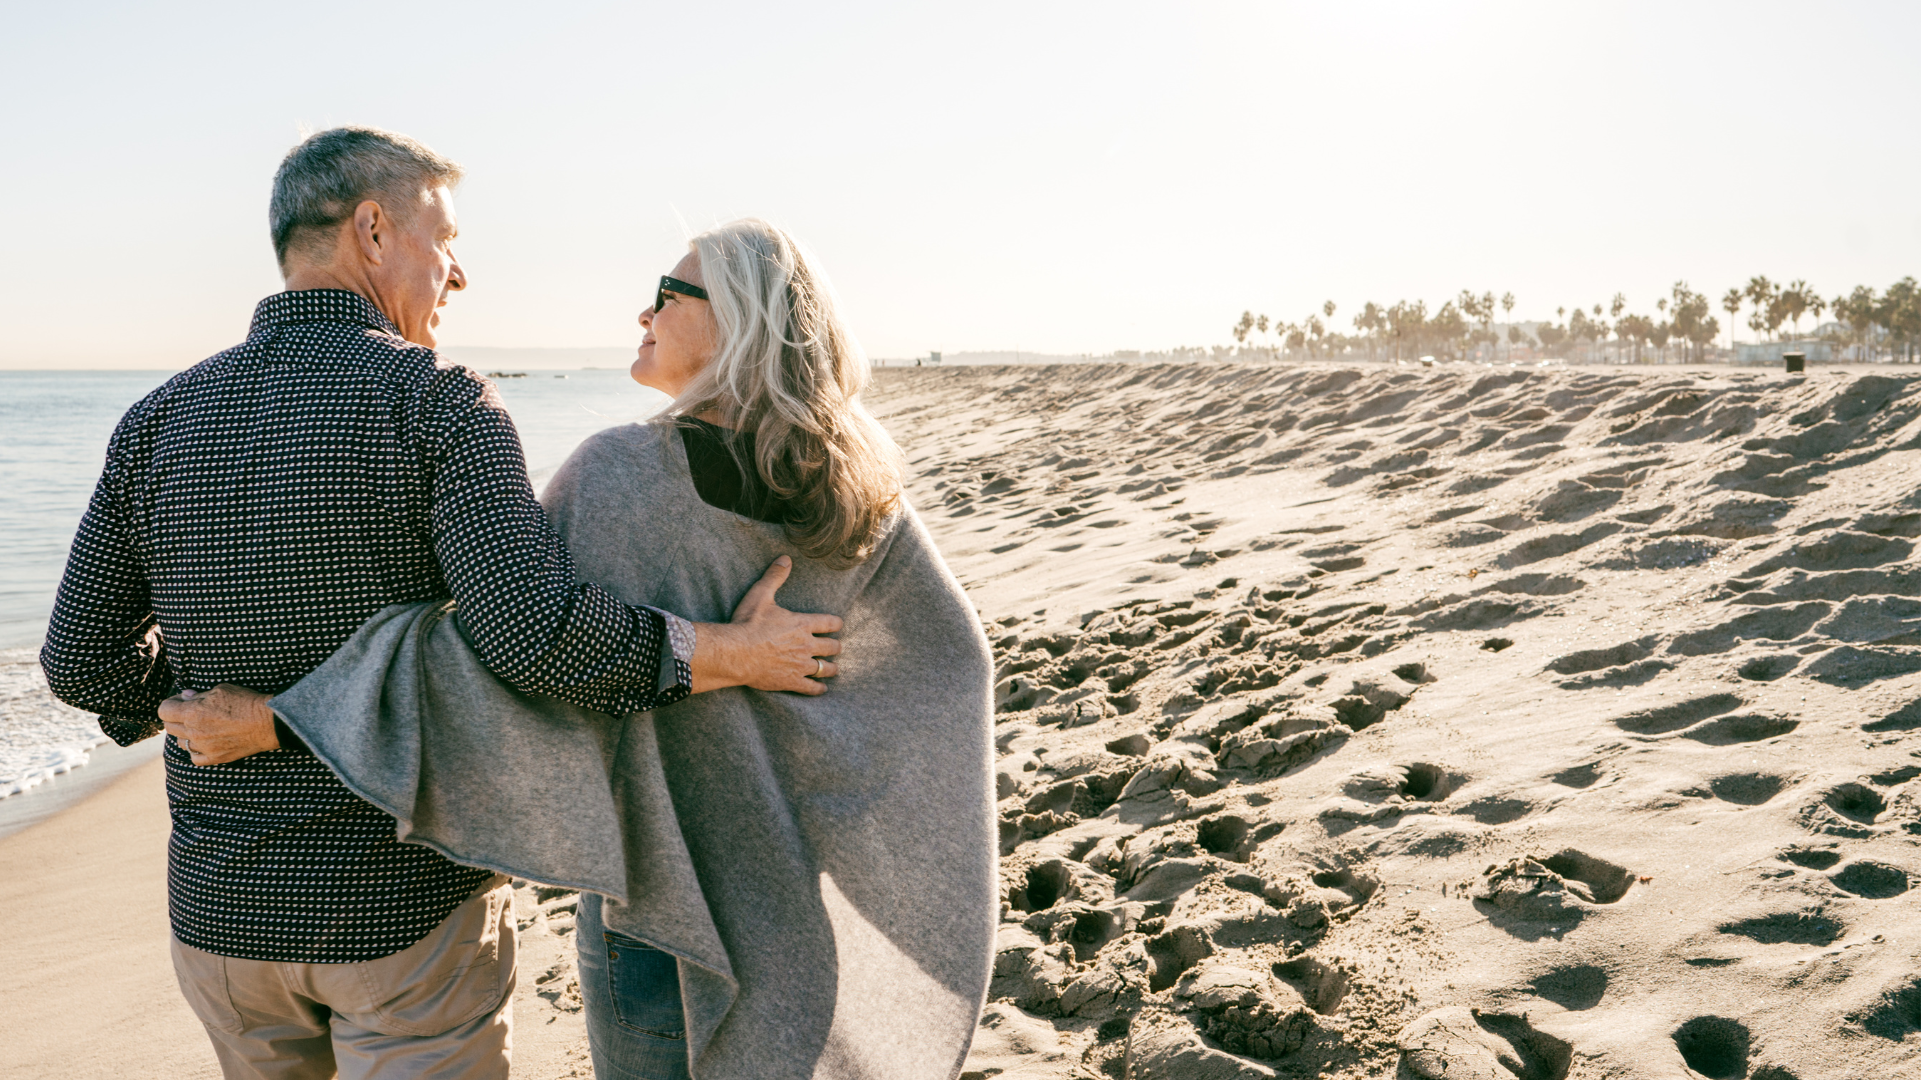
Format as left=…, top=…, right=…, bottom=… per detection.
left=248, top=289, right=403, bottom=340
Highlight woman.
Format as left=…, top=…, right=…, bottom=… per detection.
left=267, top=219, right=997, bottom=1079
left=561, top=220, right=997, bottom=1079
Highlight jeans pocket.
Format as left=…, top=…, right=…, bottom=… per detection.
left=603, top=932, right=685, bottom=1040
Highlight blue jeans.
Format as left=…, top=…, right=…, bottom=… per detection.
left=577, top=892, right=692, bottom=1080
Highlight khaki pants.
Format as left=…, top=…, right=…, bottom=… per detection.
left=170, top=877, right=516, bottom=1080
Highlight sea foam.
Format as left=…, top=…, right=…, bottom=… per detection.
left=0, top=648, right=109, bottom=799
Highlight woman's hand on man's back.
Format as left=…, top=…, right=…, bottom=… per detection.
left=690, top=556, right=842, bottom=696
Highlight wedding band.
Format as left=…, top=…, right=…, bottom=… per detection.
left=814, top=658, right=825, bottom=678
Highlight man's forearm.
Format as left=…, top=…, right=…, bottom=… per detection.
left=42, top=461, right=172, bottom=742
left=432, top=399, right=692, bottom=714
left=41, top=618, right=170, bottom=744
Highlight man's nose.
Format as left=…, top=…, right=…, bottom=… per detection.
left=638, top=306, right=655, bottom=329
left=447, top=256, right=468, bottom=292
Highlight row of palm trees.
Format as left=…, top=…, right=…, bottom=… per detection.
left=1232, top=275, right=1921, bottom=363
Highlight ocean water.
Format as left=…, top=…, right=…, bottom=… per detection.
left=0, top=366, right=667, bottom=801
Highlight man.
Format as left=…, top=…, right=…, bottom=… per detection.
left=39, top=126, right=841, bottom=1079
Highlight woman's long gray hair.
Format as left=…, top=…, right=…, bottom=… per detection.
left=671, top=219, right=903, bottom=567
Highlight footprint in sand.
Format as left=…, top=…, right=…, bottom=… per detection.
left=1862, top=977, right=1921, bottom=1040
left=1740, top=531, right=1913, bottom=577
left=1828, top=860, right=1910, bottom=899
left=1397, top=1006, right=1572, bottom=1080
left=1672, top=1016, right=1750, bottom=1080
left=1775, top=846, right=1841, bottom=870
left=1866, top=701, right=1921, bottom=735
left=1736, top=654, right=1800, bottom=681
left=1193, top=814, right=1256, bottom=863
left=1800, top=782, right=1888, bottom=838
left=1548, top=637, right=1655, bottom=675
left=1395, top=763, right=1464, bottom=802
left=1549, top=762, right=1606, bottom=788
left=1453, top=794, right=1537, bottom=824
left=1705, top=772, right=1792, bottom=806
left=1528, top=964, right=1608, bottom=1011
left=1667, top=603, right=1829, bottom=656
left=1682, top=713, right=1799, bottom=745
left=1609, top=693, right=1745, bottom=735
left=1270, top=956, right=1350, bottom=1015
left=1717, top=910, right=1844, bottom=946
left=1547, top=637, right=1678, bottom=689
left=1473, top=849, right=1634, bottom=931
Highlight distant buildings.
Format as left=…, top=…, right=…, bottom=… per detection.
left=1734, top=340, right=1831, bottom=365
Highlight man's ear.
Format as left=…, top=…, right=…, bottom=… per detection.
left=353, top=200, right=386, bottom=265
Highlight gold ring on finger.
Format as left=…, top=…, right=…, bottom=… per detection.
left=814, top=657, right=825, bottom=678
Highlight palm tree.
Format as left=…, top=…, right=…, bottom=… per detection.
left=1500, top=293, right=1515, bottom=361
left=1834, top=286, right=1878, bottom=361
left=1721, top=288, right=1743, bottom=352
left=1610, top=294, right=1627, bottom=362
left=1353, top=301, right=1385, bottom=361
left=1618, top=313, right=1651, bottom=363
left=1283, top=322, right=1307, bottom=359
left=1507, top=324, right=1531, bottom=360
left=1779, top=280, right=1827, bottom=338
left=1386, top=300, right=1428, bottom=361
left=1670, top=282, right=1718, bottom=363
left=1745, top=276, right=1777, bottom=341
left=1884, top=277, right=1921, bottom=363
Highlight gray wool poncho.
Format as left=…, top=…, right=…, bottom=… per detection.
left=269, top=421, right=997, bottom=1080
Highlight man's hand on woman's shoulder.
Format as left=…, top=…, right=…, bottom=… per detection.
left=159, top=684, right=281, bottom=765
left=691, top=556, right=843, bottom=696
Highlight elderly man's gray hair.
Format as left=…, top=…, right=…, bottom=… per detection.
left=270, top=126, right=464, bottom=268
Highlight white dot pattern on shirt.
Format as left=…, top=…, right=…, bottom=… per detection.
left=41, top=290, right=691, bottom=962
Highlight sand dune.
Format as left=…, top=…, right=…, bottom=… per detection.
left=866, top=362, right=1921, bottom=1079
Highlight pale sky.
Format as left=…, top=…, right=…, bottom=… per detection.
left=3, top=1, right=1916, bottom=368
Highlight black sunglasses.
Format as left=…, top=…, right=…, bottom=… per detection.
left=656, top=274, right=709, bottom=312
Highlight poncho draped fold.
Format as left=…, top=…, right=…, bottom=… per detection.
left=270, top=421, right=996, bottom=1080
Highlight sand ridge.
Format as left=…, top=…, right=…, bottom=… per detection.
left=866, top=362, right=1921, bottom=1079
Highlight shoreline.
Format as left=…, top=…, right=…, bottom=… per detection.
left=0, top=644, right=159, bottom=839
left=0, top=735, right=164, bottom=841
left=2, top=732, right=591, bottom=1079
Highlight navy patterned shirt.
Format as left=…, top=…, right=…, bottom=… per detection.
left=40, top=290, right=694, bottom=962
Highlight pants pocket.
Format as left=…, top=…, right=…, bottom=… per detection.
left=603, top=932, right=685, bottom=1040
left=353, top=881, right=513, bottom=1038
left=170, top=935, right=246, bottom=1035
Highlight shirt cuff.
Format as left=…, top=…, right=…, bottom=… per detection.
left=655, top=609, right=696, bottom=697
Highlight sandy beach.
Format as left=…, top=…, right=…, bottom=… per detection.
left=859, top=362, right=1921, bottom=1079
left=0, top=760, right=598, bottom=1080
left=11, top=359, right=1921, bottom=1078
